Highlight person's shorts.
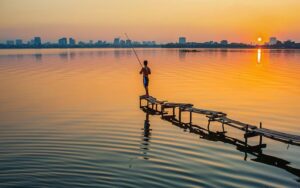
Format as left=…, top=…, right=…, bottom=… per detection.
left=143, top=77, right=149, bottom=87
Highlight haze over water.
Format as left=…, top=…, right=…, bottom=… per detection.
left=0, top=48, right=300, bottom=187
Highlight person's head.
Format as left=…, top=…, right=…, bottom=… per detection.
left=144, top=60, right=148, bottom=67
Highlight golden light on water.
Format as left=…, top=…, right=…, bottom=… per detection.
left=257, top=48, right=261, bottom=63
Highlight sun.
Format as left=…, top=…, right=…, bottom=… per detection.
left=257, top=37, right=262, bottom=42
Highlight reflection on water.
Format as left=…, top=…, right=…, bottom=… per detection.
left=141, top=106, right=300, bottom=182
left=257, top=48, right=261, bottom=64
left=141, top=112, right=151, bottom=160
left=0, top=48, right=300, bottom=187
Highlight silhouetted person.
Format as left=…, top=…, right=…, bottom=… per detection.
left=139, top=60, right=151, bottom=96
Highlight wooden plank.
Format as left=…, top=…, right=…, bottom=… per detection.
left=140, top=95, right=167, bottom=105
left=183, top=107, right=226, bottom=117
left=217, top=117, right=257, bottom=129
left=254, top=128, right=300, bottom=142
left=163, top=102, right=193, bottom=108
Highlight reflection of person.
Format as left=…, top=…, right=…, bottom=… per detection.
left=141, top=113, right=151, bottom=160
left=139, top=60, right=151, bottom=96
left=144, top=113, right=150, bottom=139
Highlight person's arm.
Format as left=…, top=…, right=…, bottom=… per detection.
left=148, top=68, right=151, bottom=75
left=139, top=68, right=143, bottom=74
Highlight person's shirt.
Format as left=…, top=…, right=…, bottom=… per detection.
left=140, top=66, right=151, bottom=77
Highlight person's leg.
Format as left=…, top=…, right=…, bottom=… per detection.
left=145, top=77, right=149, bottom=96
left=145, top=86, right=149, bottom=96
left=143, top=76, right=149, bottom=96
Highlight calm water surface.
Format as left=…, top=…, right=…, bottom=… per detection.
left=0, top=48, right=300, bottom=187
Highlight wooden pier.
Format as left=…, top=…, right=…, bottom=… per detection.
left=139, top=95, right=300, bottom=147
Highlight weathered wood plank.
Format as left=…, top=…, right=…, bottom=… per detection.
left=140, top=95, right=167, bottom=105
left=216, top=117, right=257, bottom=129
left=162, top=102, right=193, bottom=108
left=254, top=128, right=300, bottom=142
left=183, top=107, right=226, bottom=117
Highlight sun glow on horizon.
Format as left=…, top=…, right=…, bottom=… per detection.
left=257, top=37, right=262, bottom=42
left=0, top=0, right=300, bottom=42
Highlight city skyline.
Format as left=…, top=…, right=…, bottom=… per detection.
left=2, top=35, right=299, bottom=45
left=2, top=35, right=300, bottom=49
left=1, top=0, right=300, bottom=43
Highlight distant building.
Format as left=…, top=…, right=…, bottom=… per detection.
left=78, top=41, right=85, bottom=45
left=58, top=38, right=67, bottom=46
left=28, top=40, right=34, bottom=45
left=113, top=38, right=120, bottom=45
left=142, top=41, right=149, bottom=45
left=69, top=38, right=76, bottom=45
left=95, top=40, right=103, bottom=45
left=120, top=40, right=125, bottom=45
left=142, top=41, right=156, bottom=46
left=179, top=37, right=186, bottom=44
left=220, top=40, right=228, bottom=45
left=125, top=39, right=132, bottom=45
left=33, top=37, right=41, bottom=46
left=15, top=39, right=23, bottom=45
left=6, top=40, right=14, bottom=45
left=269, top=37, right=277, bottom=45
left=133, top=41, right=141, bottom=45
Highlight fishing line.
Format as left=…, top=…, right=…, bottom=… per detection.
left=124, top=33, right=143, bottom=67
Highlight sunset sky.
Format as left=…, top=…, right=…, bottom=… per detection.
left=1, top=0, right=300, bottom=43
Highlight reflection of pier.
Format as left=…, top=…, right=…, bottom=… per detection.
left=139, top=95, right=300, bottom=181
left=140, top=95, right=300, bottom=147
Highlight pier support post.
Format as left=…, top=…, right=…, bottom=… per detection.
left=245, top=125, right=249, bottom=147
left=189, top=111, right=192, bottom=125
left=139, top=98, right=142, bottom=108
left=172, top=107, right=175, bottom=117
left=222, top=119, right=225, bottom=132
left=207, top=119, right=211, bottom=131
left=179, top=108, right=182, bottom=124
left=259, top=122, right=263, bottom=146
left=161, top=106, right=165, bottom=118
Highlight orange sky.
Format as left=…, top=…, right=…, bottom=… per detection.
left=0, top=0, right=300, bottom=43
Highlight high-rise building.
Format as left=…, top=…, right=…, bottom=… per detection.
left=69, top=38, right=76, bottom=45
left=269, top=37, right=277, bottom=45
left=58, top=38, right=67, bottom=46
left=179, top=37, right=186, bottom=44
left=15, top=39, right=23, bottom=45
left=33, top=37, right=41, bottom=46
left=113, top=38, right=120, bottom=45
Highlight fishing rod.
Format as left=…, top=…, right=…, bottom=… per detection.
left=124, top=33, right=143, bottom=68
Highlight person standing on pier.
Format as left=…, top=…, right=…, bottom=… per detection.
left=139, top=60, right=151, bottom=96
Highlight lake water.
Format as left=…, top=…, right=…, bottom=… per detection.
left=0, top=48, right=299, bottom=187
